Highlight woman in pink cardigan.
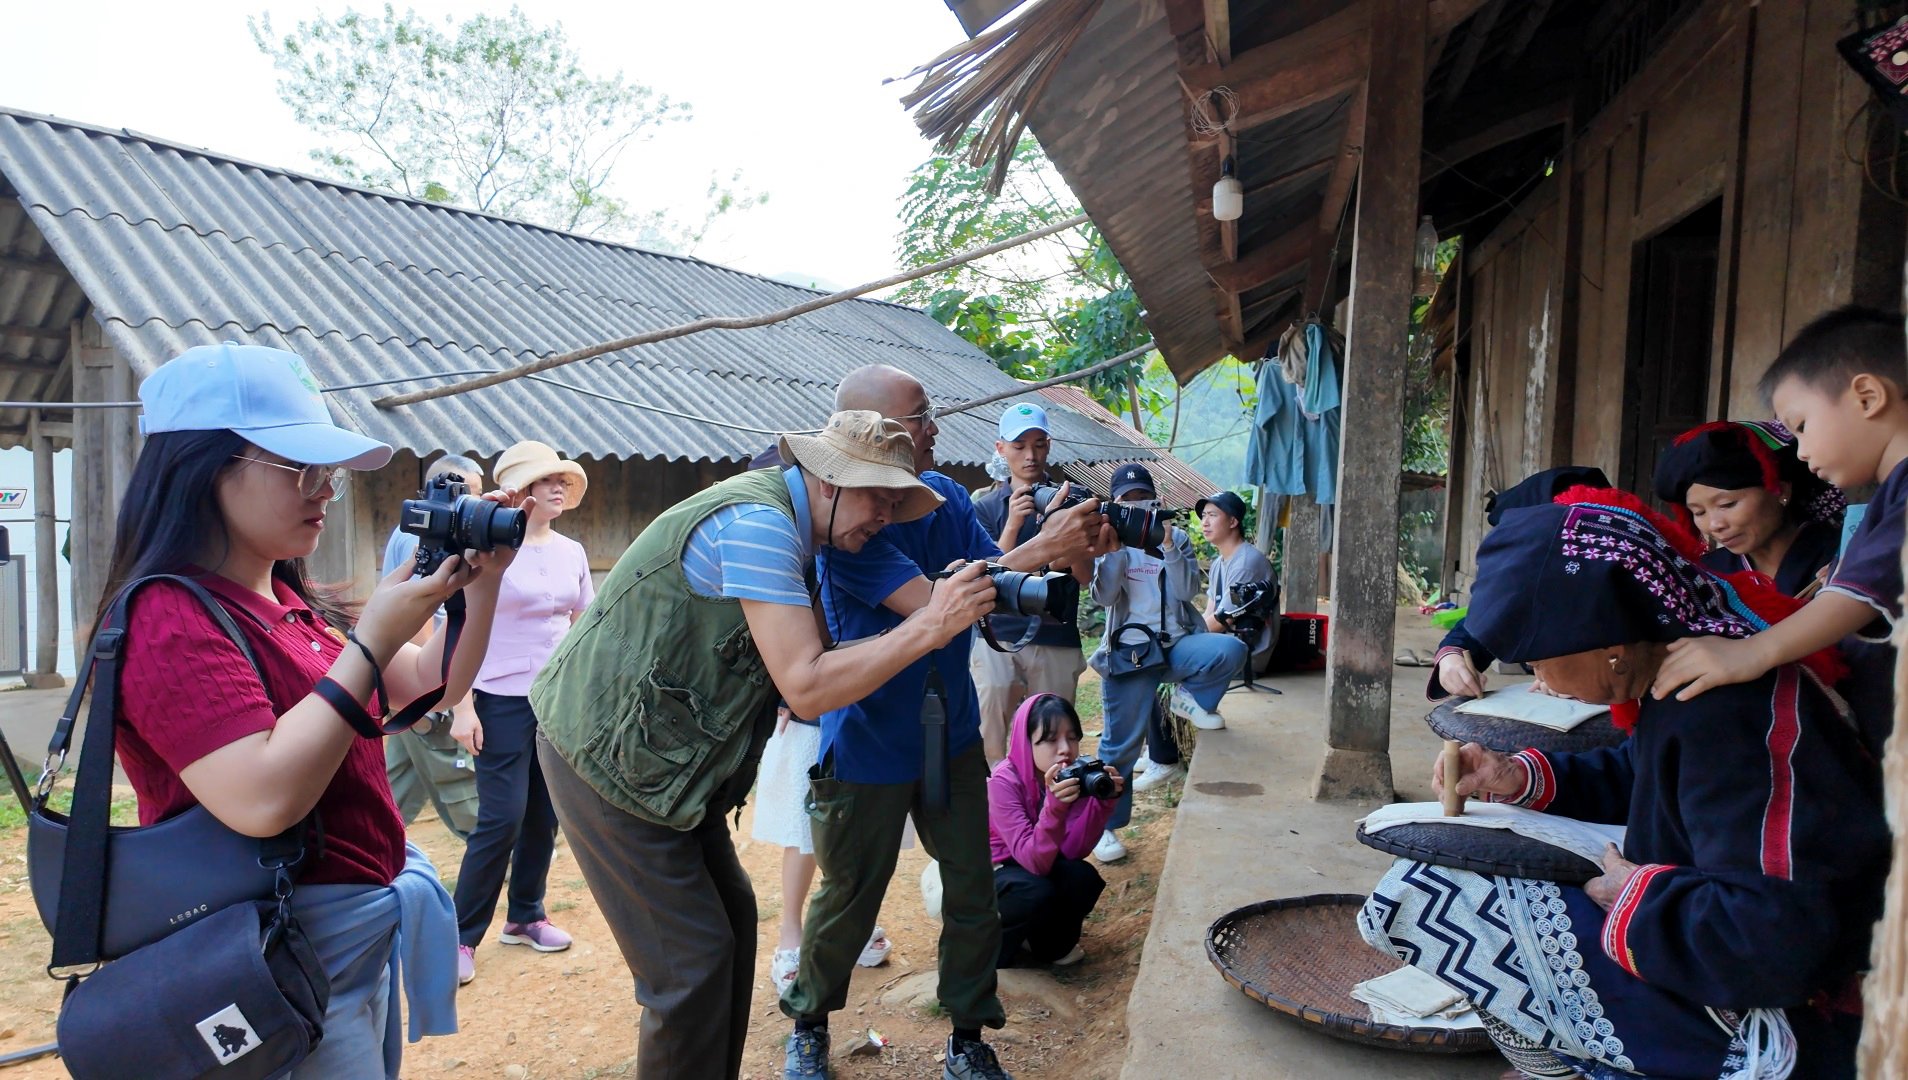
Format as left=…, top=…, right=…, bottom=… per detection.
left=987, top=694, right=1122, bottom=968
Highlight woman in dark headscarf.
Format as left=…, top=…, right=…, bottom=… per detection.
left=1653, top=420, right=1845, bottom=597
left=1361, top=488, right=1885, bottom=1079
left=1429, top=465, right=1610, bottom=699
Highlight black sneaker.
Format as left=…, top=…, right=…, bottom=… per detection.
left=943, top=1034, right=1013, bottom=1080
left=784, top=1027, right=830, bottom=1079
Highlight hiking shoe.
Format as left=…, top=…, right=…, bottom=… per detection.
left=770, top=947, right=800, bottom=994
left=857, top=926, right=893, bottom=967
left=456, top=945, right=476, bottom=986
left=1132, top=759, right=1185, bottom=792
left=944, top=1034, right=1013, bottom=1079
left=1171, top=687, right=1226, bottom=730
left=1093, top=829, right=1128, bottom=863
left=1053, top=944, right=1086, bottom=967
left=500, top=919, right=573, bottom=952
left=784, top=1027, right=830, bottom=1079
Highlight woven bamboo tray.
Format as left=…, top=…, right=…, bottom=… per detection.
left=1426, top=697, right=1628, bottom=755
left=1204, top=894, right=1494, bottom=1053
left=1355, top=821, right=1602, bottom=883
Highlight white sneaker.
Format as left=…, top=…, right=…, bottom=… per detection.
left=1132, top=759, right=1185, bottom=792
left=770, top=947, right=799, bottom=993
left=1132, top=755, right=1151, bottom=775
left=856, top=926, right=892, bottom=967
left=1171, top=687, right=1226, bottom=730
left=1093, top=829, right=1128, bottom=863
left=1053, top=944, right=1086, bottom=967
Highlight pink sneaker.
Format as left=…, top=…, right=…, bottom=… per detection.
left=457, top=945, right=476, bottom=986
left=500, top=919, right=573, bottom=953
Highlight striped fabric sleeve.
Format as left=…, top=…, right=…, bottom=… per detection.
left=119, top=585, right=280, bottom=772
left=681, top=504, right=812, bottom=607
left=1489, top=748, right=1556, bottom=810
left=1600, top=862, right=1676, bottom=977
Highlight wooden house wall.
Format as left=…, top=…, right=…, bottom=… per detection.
left=1445, top=0, right=1902, bottom=594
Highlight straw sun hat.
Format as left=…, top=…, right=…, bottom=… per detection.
left=495, top=440, right=588, bottom=508
left=778, top=411, right=943, bottom=524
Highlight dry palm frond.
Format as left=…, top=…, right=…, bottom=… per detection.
left=895, top=0, right=1104, bottom=195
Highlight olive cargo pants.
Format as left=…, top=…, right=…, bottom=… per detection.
left=779, top=743, right=1005, bottom=1030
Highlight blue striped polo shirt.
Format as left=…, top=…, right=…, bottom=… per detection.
left=681, top=466, right=815, bottom=606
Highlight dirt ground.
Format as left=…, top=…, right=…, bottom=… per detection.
left=0, top=675, right=1179, bottom=1079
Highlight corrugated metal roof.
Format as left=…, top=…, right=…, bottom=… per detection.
left=1038, top=384, right=1221, bottom=512
left=1010, top=0, right=1233, bottom=380
left=0, top=107, right=1156, bottom=468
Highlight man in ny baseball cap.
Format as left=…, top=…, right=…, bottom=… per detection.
left=139, top=342, right=392, bottom=470
left=1108, top=462, right=1158, bottom=502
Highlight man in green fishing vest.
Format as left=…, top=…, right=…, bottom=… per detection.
left=532, top=411, right=998, bottom=1080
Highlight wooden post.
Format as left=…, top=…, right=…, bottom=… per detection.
left=26, top=413, right=64, bottom=689
left=1314, top=0, right=1425, bottom=801
left=1859, top=535, right=1908, bottom=1071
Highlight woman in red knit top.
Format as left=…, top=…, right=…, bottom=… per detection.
left=108, top=343, right=522, bottom=1077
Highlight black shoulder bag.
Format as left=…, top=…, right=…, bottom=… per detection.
left=1104, top=557, right=1172, bottom=678
left=1, top=576, right=332, bottom=1079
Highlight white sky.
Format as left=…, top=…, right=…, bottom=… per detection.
left=0, top=0, right=977, bottom=290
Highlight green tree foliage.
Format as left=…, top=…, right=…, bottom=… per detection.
left=896, top=135, right=1153, bottom=414
left=251, top=5, right=759, bottom=248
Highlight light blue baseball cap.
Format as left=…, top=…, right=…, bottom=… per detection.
left=139, top=343, right=393, bottom=470
left=997, top=401, right=1050, bottom=441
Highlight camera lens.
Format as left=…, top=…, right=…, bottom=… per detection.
left=452, top=496, right=528, bottom=552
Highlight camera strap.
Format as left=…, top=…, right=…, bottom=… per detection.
left=921, top=666, right=950, bottom=813
left=318, top=591, right=467, bottom=737
left=977, top=611, right=1043, bottom=654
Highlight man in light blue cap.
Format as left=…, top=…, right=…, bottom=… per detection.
left=969, top=401, right=1086, bottom=761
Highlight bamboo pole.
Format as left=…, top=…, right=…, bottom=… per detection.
left=1858, top=541, right=1908, bottom=1074
left=372, top=212, right=1092, bottom=409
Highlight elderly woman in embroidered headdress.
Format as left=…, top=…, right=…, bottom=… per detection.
left=1360, top=489, right=1887, bottom=1079
left=1653, top=419, right=1846, bottom=597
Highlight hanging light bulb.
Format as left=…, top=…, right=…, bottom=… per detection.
left=1212, top=156, right=1244, bottom=222
left=1414, top=214, right=1439, bottom=295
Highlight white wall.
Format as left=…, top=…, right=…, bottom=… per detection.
left=0, top=446, right=76, bottom=680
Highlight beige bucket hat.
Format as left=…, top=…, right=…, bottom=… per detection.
left=495, top=440, right=588, bottom=508
left=778, top=411, right=943, bottom=524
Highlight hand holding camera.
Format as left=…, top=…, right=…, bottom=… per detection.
left=1046, top=756, right=1122, bottom=803
left=922, top=560, right=999, bottom=643
left=1031, top=481, right=1165, bottom=558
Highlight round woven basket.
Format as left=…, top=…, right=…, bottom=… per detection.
left=1426, top=697, right=1628, bottom=755
left=1204, top=894, right=1493, bottom=1053
left=1355, top=822, right=1601, bottom=883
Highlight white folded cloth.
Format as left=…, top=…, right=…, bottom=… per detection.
left=1360, top=801, right=1626, bottom=866
left=1454, top=682, right=1608, bottom=731
left=1351, top=966, right=1483, bottom=1030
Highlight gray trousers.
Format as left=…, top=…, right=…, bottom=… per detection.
left=384, top=714, right=478, bottom=841
left=539, top=736, right=755, bottom=1080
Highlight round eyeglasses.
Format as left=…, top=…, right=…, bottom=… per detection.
left=231, top=456, right=350, bottom=502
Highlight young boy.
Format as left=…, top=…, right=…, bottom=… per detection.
left=1651, top=306, right=1908, bottom=755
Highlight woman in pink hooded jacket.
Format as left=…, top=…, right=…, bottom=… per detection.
left=987, top=694, right=1122, bottom=968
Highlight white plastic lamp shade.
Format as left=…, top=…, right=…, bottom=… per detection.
left=1213, top=175, right=1244, bottom=221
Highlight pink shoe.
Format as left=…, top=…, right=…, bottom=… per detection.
left=457, top=945, right=476, bottom=986
left=500, top=919, right=573, bottom=953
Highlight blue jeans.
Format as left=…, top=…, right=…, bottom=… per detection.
left=1098, top=632, right=1247, bottom=828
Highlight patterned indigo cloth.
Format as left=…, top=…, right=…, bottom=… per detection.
left=1361, top=860, right=1787, bottom=1079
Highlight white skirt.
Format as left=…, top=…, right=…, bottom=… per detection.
left=749, top=720, right=919, bottom=855
left=752, top=720, right=823, bottom=853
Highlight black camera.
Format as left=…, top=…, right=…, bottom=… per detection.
left=1027, top=482, right=1168, bottom=556
left=934, top=561, right=1080, bottom=625
left=1225, top=579, right=1277, bottom=639
left=400, top=472, right=527, bottom=576
left=1054, top=756, right=1118, bottom=800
